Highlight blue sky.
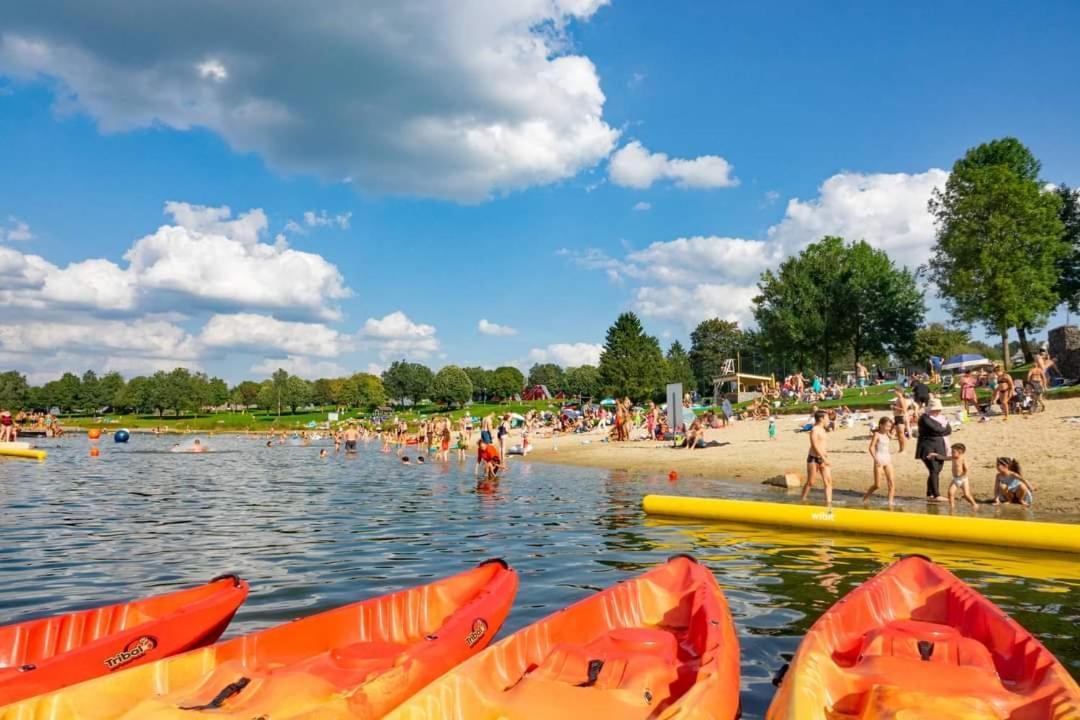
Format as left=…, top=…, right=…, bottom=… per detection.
left=1, top=1, right=1078, bottom=383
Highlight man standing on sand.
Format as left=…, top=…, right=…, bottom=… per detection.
left=800, top=410, right=833, bottom=508
left=855, top=361, right=869, bottom=396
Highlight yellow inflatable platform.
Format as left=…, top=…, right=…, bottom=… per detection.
left=642, top=495, right=1080, bottom=554
left=0, top=442, right=46, bottom=461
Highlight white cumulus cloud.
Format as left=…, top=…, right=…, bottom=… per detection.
left=632, top=201, right=651, bottom=211
left=608, top=141, right=738, bottom=190
left=528, top=342, right=603, bottom=367
left=768, top=169, right=949, bottom=269
left=478, top=319, right=517, bottom=336
left=0, top=0, right=618, bottom=201
left=363, top=311, right=440, bottom=359
left=199, top=313, right=347, bottom=357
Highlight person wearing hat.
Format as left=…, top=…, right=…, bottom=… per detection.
left=915, top=397, right=951, bottom=501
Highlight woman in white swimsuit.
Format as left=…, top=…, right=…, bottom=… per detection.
left=863, top=417, right=896, bottom=506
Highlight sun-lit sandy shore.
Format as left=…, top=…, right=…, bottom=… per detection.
left=522, top=397, right=1080, bottom=516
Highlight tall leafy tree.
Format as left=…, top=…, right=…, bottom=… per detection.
left=754, top=237, right=923, bottom=374
left=488, top=366, right=525, bottom=400
left=116, top=376, right=152, bottom=413
left=0, top=371, right=29, bottom=410
left=598, top=312, right=664, bottom=400
left=432, top=365, right=473, bottom=407
left=345, top=373, right=386, bottom=409
left=462, top=367, right=492, bottom=401
left=270, top=368, right=289, bottom=416
left=664, top=341, right=696, bottom=393
left=688, top=319, right=743, bottom=393
left=283, top=375, right=312, bottom=413
left=231, top=381, right=262, bottom=408
left=929, top=138, right=1065, bottom=368
left=46, top=372, right=82, bottom=413
left=527, top=363, right=564, bottom=391
left=311, top=378, right=336, bottom=407
left=1054, top=185, right=1080, bottom=314
left=99, top=372, right=126, bottom=409
left=380, top=361, right=432, bottom=405
left=78, top=370, right=103, bottom=411
left=845, top=240, right=924, bottom=364
left=563, top=365, right=601, bottom=400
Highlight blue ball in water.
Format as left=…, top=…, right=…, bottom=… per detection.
left=114, top=429, right=130, bottom=443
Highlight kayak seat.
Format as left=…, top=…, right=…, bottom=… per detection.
left=852, top=620, right=997, bottom=674
left=529, top=628, right=679, bottom=692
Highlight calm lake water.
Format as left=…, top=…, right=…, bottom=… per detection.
left=2, top=434, right=1077, bottom=716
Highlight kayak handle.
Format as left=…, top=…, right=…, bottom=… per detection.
left=181, top=677, right=250, bottom=710
left=896, top=554, right=933, bottom=563
left=577, top=659, right=604, bottom=687
left=772, top=663, right=789, bottom=687
left=667, top=553, right=699, bottom=564
left=209, top=573, right=243, bottom=587
left=477, top=558, right=509, bottom=569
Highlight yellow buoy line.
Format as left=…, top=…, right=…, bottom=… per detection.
left=0, top=442, right=47, bottom=461
left=642, top=495, right=1080, bottom=555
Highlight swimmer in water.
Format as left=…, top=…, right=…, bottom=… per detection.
left=417, top=456, right=425, bottom=464
left=401, top=456, right=411, bottom=464
left=319, top=448, right=328, bottom=458
left=191, top=439, right=206, bottom=453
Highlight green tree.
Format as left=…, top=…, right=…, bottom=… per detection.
left=381, top=361, right=433, bottom=405
left=271, top=368, right=289, bottom=416
left=598, top=312, right=665, bottom=400
left=46, top=372, right=81, bottom=413
left=283, top=375, right=312, bottom=413
left=99, top=372, right=125, bottom=409
left=207, top=377, right=229, bottom=407
left=488, top=366, right=525, bottom=400
left=1054, top=185, right=1080, bottom=314
left=432, top=365, right=473, bottom=407
left=116, top=376, right=152, bottom=413
left=527, top=363, right=564, bottom=391
left=929, top=138, right=1065, bottom=369
left=688, top=319, right=743, bottom=394
left=231, top=381, right=262, bottom=409
left=463, top=367, right=492, bottom=401
left=344, top=373, right=386, bottom=409
left=311, top=378, right=336, bottom=407
left=909, top=323, right=973, bottom=365
left=563, top=365, right=601, bottom=400
left=0, top=371, right=29, bottom=410
left=754, top=236, right=925, bottom=374
left=844, top=240, right=924, bottom=364
left=255, top=380, right=276, bottom=411
left=664, top=341, right=696, bottom=393
left=78, top=370, right=103, bottom=411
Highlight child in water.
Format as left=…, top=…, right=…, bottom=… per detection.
left=862, top=417, right=896, bottom=506
left=993, top=457, right=1034, bottom=506
left=947, top=443, right=977, bottom=510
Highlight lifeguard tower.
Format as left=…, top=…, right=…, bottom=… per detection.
left=712, top=358, right=774, bottom=404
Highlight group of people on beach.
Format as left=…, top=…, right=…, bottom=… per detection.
left=801, top=381, right=1036, bottom=511
left=0, top=409, right=63, bottom=440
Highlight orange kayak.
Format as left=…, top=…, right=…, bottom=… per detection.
left=387, top=555, right=740, bottom=719
left=767, top=554, right=1080, bottom=719
left=0, top=574, right=248, bottom=706
left=0, top=558, right=517, bottom=719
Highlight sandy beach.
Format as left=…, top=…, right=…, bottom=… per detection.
left=524, top=397, right=1080, bottom=516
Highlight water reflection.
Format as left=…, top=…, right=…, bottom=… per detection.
left=1, top=435, right=1076, bottom=717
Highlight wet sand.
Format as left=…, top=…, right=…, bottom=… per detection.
left=522, top=397, right=1080, bottom=516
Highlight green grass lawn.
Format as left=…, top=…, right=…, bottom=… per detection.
left=58, top=398, right=569, bottom=432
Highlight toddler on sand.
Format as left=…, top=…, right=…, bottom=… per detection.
left=947, top=443, right=977, bottom=510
